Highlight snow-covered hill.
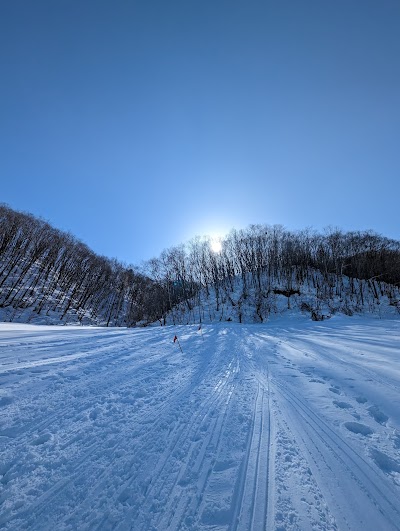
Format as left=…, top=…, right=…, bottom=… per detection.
left=166, top=271, right=400, bottom=326
left=2, top=206, right=400, bottom=327
left=1, top=316, right=399, bottom=530
left=0, top=204, right=159, bottom=327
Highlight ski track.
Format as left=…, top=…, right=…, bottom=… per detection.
left=0, top=319, right=399, bottom=530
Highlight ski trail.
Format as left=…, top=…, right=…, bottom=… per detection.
left=231, top=381, right=270, bottom=531
left=1, top=321, right=399, bottom=530
left=271, top=374, right=400, bottom=530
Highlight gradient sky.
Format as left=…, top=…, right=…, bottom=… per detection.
left=1, top=1, right=399, bottom=265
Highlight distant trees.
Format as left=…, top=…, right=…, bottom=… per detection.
left=143, top=224, right=400, bottom=323
left=0, top=204, right=166, bottom=325
left=1, top=203, right=399, bottom=326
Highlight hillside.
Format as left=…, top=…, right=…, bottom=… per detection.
left=1, top=204, right=399, bottom=326
left=0, top=204, right=164, bottom=326
left=166, top=269, right=400, bottom=326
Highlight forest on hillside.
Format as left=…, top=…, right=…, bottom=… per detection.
left=0, top=204, right=399, bottom=325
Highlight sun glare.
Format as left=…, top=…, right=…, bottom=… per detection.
left=211, top=239, right=222, bottom=253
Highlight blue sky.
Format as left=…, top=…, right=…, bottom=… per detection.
left=1, top=1, right=399, bottom=265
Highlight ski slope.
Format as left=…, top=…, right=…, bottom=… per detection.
left=0, top=317, right=399, bottom=530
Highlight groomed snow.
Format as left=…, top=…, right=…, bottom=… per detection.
left=0, top=317, right=399, bottom=530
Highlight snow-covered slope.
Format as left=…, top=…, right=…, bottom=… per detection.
left=1, top=317, right=400, bottom=530
left=167, top=272, right=400, bottom=326
left=2, top=207, right=400, bottom=327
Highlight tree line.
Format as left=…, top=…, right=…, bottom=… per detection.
left=0, top=204, right=171, bottom=325
left=144, top=225, right=400, bottom=323
left=0, top=204, right=399, bottom=325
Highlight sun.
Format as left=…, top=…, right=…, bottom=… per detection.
left=210, top=238, right=222, bottom=253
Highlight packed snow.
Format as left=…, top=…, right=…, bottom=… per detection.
left=0, top=317, right=399, bottom=530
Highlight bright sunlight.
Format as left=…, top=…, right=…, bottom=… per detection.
left=210, top=238, right=222, bottom=253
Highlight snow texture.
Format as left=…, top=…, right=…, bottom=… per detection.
left=1, top=316, right=400, bottom=530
